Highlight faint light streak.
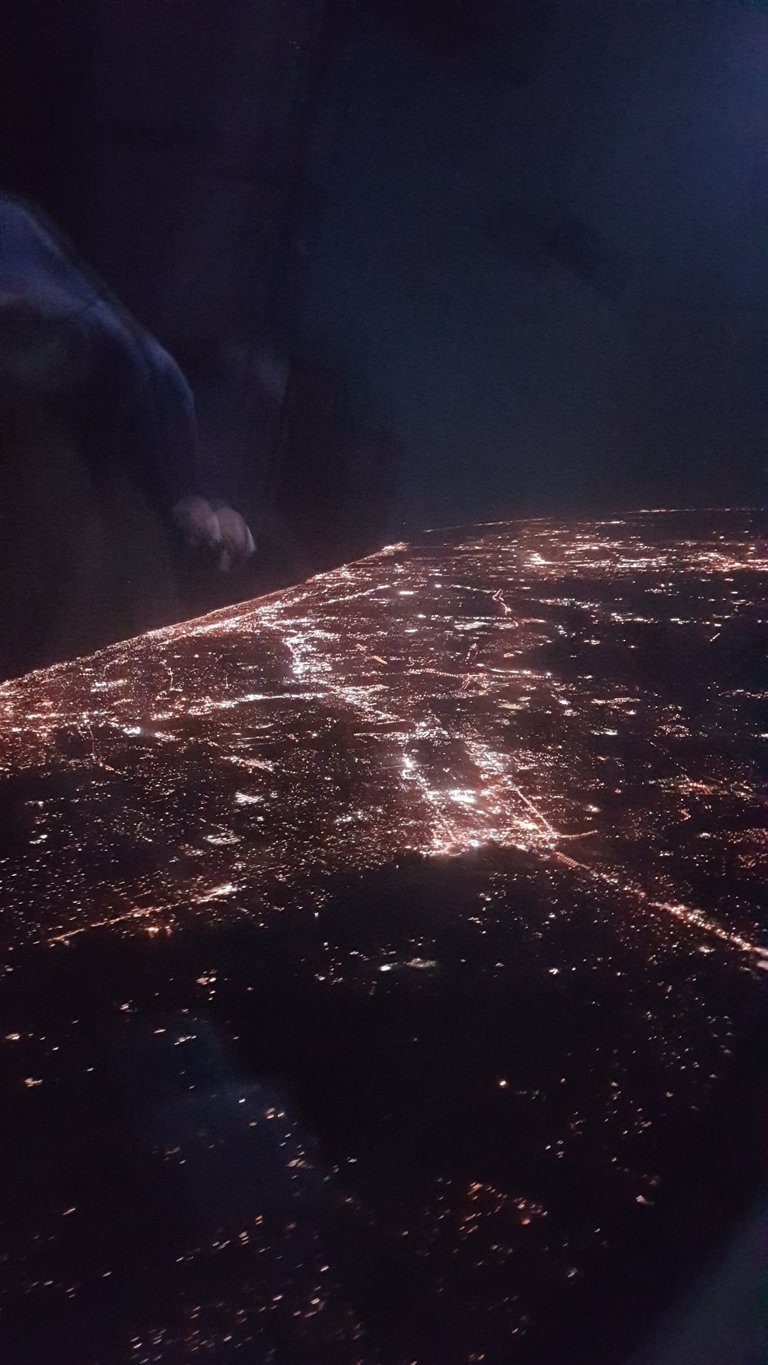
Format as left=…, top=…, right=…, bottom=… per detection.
left=194, top=882, right=238, bottom=903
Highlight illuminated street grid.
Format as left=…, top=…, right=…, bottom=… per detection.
left=0, top=508, right=764, bottom=957
left=0, top=509, right=766, bottom=1363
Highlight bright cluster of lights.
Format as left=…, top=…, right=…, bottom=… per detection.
left=0, top=508, right=763, bottom=965
left=0, top=508, right=765, bottom=1363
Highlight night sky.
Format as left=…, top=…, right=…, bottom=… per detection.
left=304, top=1, right=767, bottom=528
left=0, top=0, right=766, bottom=603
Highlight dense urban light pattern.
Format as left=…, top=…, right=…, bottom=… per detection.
left=0, top=510, right=766, bottom=1363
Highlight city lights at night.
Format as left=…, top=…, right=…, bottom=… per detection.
left=0, top=509, right=765, bottom=1362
